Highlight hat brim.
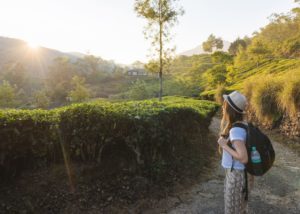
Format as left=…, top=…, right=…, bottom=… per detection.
left=223, top=94, right=246, bottom=114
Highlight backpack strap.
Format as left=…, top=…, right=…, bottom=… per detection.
left=232, top=122, right=250, bottom=150
left=232, top=122, right=249, bottom=201
left=232, top=122, right=248, bottom=131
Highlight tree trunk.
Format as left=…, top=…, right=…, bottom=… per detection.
left=159, top=29, right=163, bottom=101
left=159, top=0, right=163, bottom=101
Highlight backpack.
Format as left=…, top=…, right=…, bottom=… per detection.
left=233, top=122, right=275, bottom=176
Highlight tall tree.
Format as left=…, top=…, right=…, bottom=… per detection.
left=33, top=90, right=50, bottom=109
left=248, top=39, right=271, bottom=67
left=46, top=57, right=76, bottom=103
left=0, top=80, right=17, bottom=108
left=228, top=38, right=248, bottom=55
left=211, top=51, right=233, bottom=64
left=202, top=34, right=224, bottom=52
left=68, top=76, right=91, bottom=103
left=203, top=64, right=227, bottom=88
left=134, top=0, right=184, bottom=101
left=2, top=63, right=27, bottom=89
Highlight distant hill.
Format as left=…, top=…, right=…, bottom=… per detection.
left=179, top=40, right=231, bottom=56
left=67, top=52, right=86, bottom=58
left=0, top=36, right=83, bottom=78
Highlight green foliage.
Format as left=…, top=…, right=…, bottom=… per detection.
left=0, top=97, right=218, bottom=180
left=281, top=36, right=300, bottom=57
left=41, top=55, right=126, bottom=106
left=248, top=39, right=271, bottom=64
left=163, top=78, right=194, bottom=97
left=203, top=64, right=227, bottom=89
left=46, top=57, right=76, bottom=103
left=33, top=90, right=50, bottom=109
left=202, top=34, right=223, bottom=52
left=68, top=76, right=91, bottom=103
left=229, top=8, right=300, bottom=79
left=1, top=63, right=27, bottom=90
left=199, top=6, right=300, bottom=125
left=230, top=59, right=300, bottom=91
left=128, top=79, right=150, bottom=100
left=145, top=59, right=159, bottom=73
left=76, top=55, right=119, bottom=84
left=243, top=11, right=300, bottom=61
left=170, top=54, right=213, bottom=74
left=240, top=68, right=300, bottom=123
left=250, top=76, right=283, bottom=123
left=169, top=55, right=213, bottom=95
left=0, top=109, right=60, bottom=178
left=0, top=51, right=128, bottom=109
left=242, top=78, right=255, bottom=101
left=211, top=51, right=233, bottom=64
left=134, top=0, right=184, bottom=100
left=228, top=38, right=248, bottom=55
left=233, top=46, right=251, bottom=69
left=115, top=54, right=214, bottom=99
left=214, top=84, right=227, bottom=104
left=278, top=71, right=300, bottom=117
left=0, top=80, right=17, bottom=108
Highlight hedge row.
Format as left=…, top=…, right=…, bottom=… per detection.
left=0, top=109, right=60, bottom=179
left=0, top=96, right=218, bottom=181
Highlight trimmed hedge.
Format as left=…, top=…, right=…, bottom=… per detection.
left=0, top=109, right=60, bottom=178
left=0, top=97, right=218, bottom=181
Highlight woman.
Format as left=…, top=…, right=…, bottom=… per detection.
left=217, top=91, right=253, bottom=214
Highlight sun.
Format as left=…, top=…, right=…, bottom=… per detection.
left=27, top=41, right=40, bottom=49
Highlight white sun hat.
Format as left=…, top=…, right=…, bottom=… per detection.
left=223, top=91, right=247, bottom=114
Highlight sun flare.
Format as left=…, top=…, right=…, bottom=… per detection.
left=27, top=41, right=40, bottom=49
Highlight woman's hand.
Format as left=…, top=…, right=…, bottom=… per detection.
left=217, top=136, right=229, bottom=148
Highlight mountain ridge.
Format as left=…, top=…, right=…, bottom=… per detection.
left=0, top=36, right=82, bottom=77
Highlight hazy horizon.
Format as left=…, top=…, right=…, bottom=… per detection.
left=0, top=0, right=297, bottom=64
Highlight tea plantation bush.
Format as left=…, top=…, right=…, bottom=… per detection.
left=0, top=97, right=218, bottom=181
left=0, top=109, right=60, bottom=179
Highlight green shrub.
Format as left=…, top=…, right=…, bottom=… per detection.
left=0, top=97, right=218, bottom=181
left=242, top=78, right=255, bottom=101
left=214, top=84, right=227, bottom=104
left=250, top=76, right=283, bottom=123
left=278, top=71, right=300, bottom=117
left=127, top=79, right=151, bottom=100
left=0, top=109, right=60, bottom=179
left=62, top=98, right=218, bottom=181
left=203, top=64, right=227, bottom=89
left=0, top=80, right=18, bottom=108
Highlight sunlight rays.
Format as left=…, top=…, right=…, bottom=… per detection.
left=27, top=41, right=40, bottom=50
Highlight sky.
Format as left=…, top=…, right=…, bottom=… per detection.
left=0, top=0, right=297, bottom=64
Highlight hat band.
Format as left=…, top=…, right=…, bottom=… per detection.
left=227, top=96, right=243, bottom=113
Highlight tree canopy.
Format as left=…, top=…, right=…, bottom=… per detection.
left=202, top=34, right=224, bottom=52
left=134, top=0, right=184, bottom=101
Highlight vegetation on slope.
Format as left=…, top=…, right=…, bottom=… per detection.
left=0, top=96, right=218, bottom=181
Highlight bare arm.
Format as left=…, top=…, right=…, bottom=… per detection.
left=218, top=137, right=248, bottom=164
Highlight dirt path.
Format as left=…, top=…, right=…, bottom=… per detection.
left=141, top=117, right=300, bottom=214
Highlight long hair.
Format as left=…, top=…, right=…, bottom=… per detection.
left=219, top=101, right=244, bottom=153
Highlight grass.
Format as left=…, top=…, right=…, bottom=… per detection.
left=277, top=70, right=300, bottom=117
left=249, top=76, right=283, bottom=124
left=227, top=59, right=300, bottom=92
